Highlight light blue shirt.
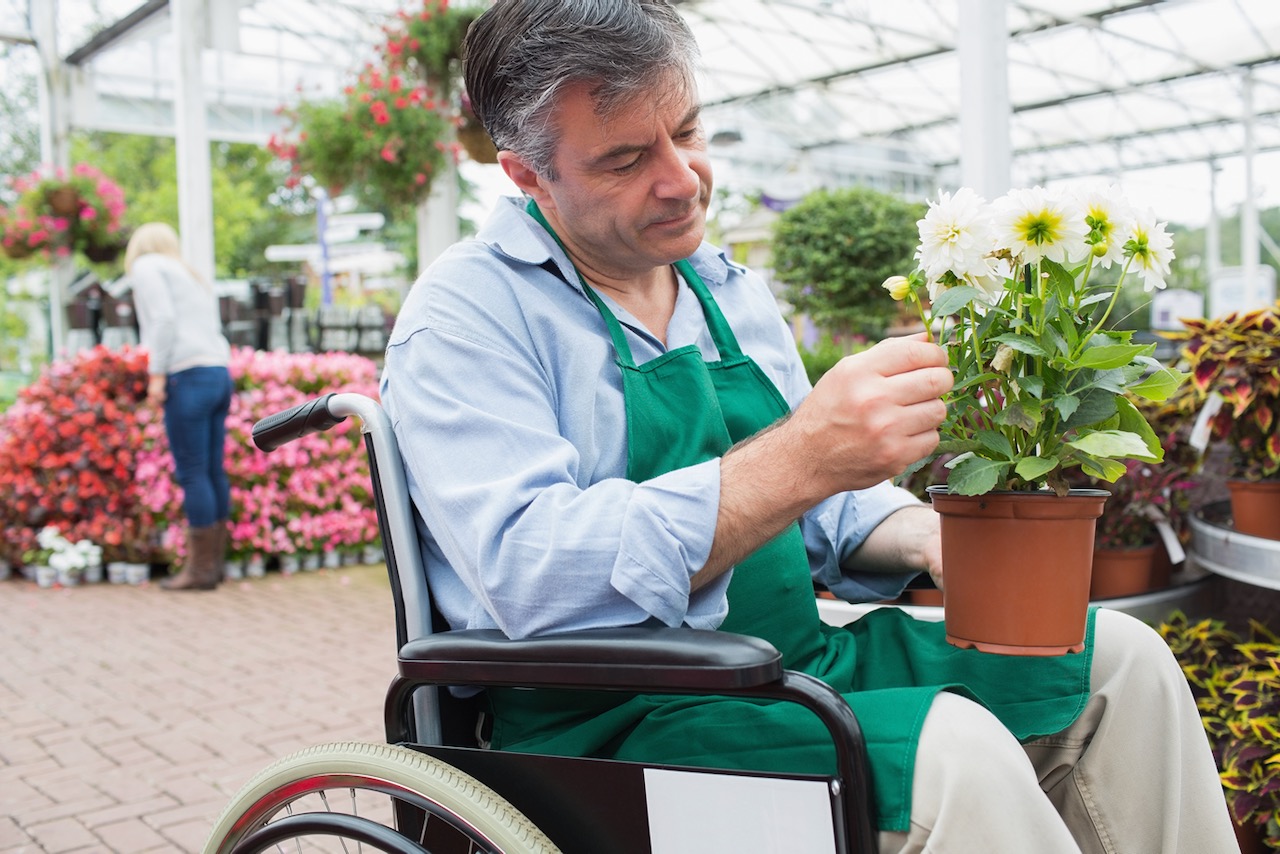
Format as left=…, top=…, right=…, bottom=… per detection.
left=381, top=197, right=922, bottom=639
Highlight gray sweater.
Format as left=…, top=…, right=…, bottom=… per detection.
left=130, top=254, right=231, bottom=376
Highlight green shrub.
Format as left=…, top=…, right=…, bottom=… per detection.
left=772, top=186, right=924, bottom=337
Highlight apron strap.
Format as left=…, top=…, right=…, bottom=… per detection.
left=674, top=259, right=745, bottom=361
left=525, top=200, right=744, bottom=367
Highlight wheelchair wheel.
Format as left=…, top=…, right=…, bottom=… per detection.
left=203, top=741, right=560, bottom=854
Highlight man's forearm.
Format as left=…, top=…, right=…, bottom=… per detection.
left=692, top=419, right=820, bottom=590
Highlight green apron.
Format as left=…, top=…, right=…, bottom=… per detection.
left=487, top=203, right=1096, bottom=832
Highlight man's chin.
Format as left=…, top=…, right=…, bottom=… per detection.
left=648, top=212, right=706, bottom=257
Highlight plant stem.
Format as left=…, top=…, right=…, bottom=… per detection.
left=1074, top=256, right=1134, bottom=358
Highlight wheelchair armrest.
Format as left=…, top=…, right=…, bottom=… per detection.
left=397, top=625, right=783, bottom=691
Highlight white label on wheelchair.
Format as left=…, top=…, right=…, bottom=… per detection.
left=644, top=768, right=837, bottom=853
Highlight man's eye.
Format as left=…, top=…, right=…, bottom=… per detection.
left=613, top=156, right=642, bottom=174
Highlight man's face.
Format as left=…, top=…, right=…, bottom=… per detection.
left=533, top=76, right=713, bottom=282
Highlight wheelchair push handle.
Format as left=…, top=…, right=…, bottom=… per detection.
left=252, top=393, right=349, bottom=452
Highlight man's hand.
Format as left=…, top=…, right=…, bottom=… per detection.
left=852, top=504, right=945, bottom=588
left=697, top=334, right=951, bottom=587
left=147, top=374, right=167, bottom=405
left=787, top=334, right=952, bottom=497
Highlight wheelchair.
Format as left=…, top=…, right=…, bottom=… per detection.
left=203, top=392, right=880, bottom=854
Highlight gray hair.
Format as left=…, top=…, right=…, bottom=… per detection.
left=463, top=0, right=700, bottom=180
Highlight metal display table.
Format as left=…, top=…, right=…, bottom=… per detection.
left=1189, top=501, right=1280, bottom=592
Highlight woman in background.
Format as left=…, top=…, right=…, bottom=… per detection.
left=125, top=223, right=232, bottom=591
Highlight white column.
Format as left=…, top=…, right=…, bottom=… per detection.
left=1206, top=160, right=1221, bottom=285
left=31, top=0, right=71, bottom=359
left=958, top=0, right=1011, bottom=198
left=1241, top=71, right=1259, bottom=300
left=416, top=158, right=460, bottom=276
left=171, top=0, right=217, bottom=283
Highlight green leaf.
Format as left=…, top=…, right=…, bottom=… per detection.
left=1054, top=393, right=1081, bottom=422
left=1062, top=388, right=1118, bottom=431
left=929, top=285, right=984, bottom=318
left=1017, top=374, right=1045, bottom=397
left=945, top=453, right=1008, bottom=495
left=1042, top=259, right=1076, bottom=295
left=975, top=430, right=1014, bottom=458
left=1014, top=455, right=1058, bottom=482
left=992, top=333, right=1050, bottom=358
left=1076, top=343, right=1148, bottom=370
left=994, top=400, right=1042, bottom=433
left=1115, top=396, right=1165, bottom=460
left=1078, top=455, right=1128, bottom=482
left=1129, top=365, right=1189, bottom=402
left=1067, top=429, right=1160, bottom=461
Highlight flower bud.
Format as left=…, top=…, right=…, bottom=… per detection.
left=882, top=275, right=912, bottom=301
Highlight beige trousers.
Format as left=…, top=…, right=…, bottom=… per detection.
left=878, top=608, right=1240, bottom=854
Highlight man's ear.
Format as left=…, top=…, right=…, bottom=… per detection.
left=498, top=150, right=549, bottom=203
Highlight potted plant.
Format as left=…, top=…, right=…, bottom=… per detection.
left=0, top=163, right=128, bottom=262
left=1084, top=458, right=1191, bottom=597
left=886, top=185, right=1188, bottom=654
left=1162, top=303, right=1280, bottom=540
left=0, top=203, right=54, bottom=259
left=1073, top=393, right=1199, bottom=598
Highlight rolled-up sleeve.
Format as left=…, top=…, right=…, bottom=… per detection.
left=803, top=482, right=924, bottom=603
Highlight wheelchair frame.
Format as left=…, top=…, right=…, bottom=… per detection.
left=206, top=391, right=880, bottom=853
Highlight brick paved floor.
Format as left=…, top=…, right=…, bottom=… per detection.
left=0, top=565, right=396, bottom=853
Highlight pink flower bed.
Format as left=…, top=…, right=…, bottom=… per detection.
left=0, top=346, right=382, bottom=570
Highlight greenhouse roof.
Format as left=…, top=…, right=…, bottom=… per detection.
left=4, top=0, right=1279, bottom=225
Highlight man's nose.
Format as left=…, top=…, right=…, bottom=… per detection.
left=651, top=140, right=701, bottom=201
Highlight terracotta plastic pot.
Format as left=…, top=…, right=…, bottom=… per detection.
left=46, top=186, right=80, bottom=216
left=928, top=486, right=1107, bottom=656
left=1089, top=544, right=1158, bottom=600
left=1227, top=479, right=1280, bottom=541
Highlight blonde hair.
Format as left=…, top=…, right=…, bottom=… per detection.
left=124, top=222, right=208, bottom=288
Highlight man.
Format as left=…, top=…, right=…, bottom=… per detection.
left=381, top=2, right=1236, bottom=851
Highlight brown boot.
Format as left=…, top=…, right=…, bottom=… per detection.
left=210, top=518, right=229, bottom=583
left=161, top=525, right=221, bottom=591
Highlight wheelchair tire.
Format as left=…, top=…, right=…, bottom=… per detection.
left=203, top=741, right=561, bottom=854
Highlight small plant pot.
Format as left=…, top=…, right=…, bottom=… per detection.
left=83, top=240, right=124, bottom=264
left=2, top=240, right=35, bottom=260
left=1227, top=479, right=1280, bottom=541
left=35, top=565, right=57, bottom=588
left=1090, top=544, right=1159, bottom=599
left=125, top=562, right=149, bottom=585
left=279, top=554, right=301, bottom=575
left=46, top=186, right=80, bottom=215
left=246, top=554, right=267, bottom=578
left=107, top=562, right=129, bottom=584
left=929, top=486, right=1106, bottom=656
left=458, top=122, right=499, bottom=164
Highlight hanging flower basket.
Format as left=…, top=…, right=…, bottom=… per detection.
left=45, top=185, right=81, bottom=216
left=2, top=237, right=35, bottom=260
left=458, top=121, right=498, bottom=164
left=1, top=163, right=127, bottom=263
left=84, top=235, right=127, bottom=264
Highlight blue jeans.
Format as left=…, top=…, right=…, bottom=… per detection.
left=163, top=366, right=233, bottom=528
